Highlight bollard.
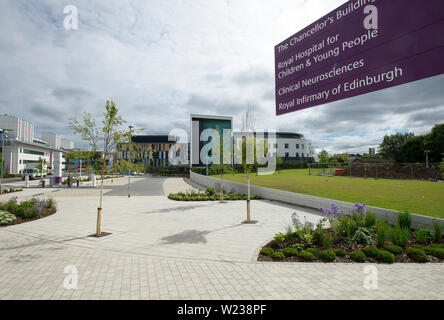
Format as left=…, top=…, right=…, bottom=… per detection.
left=24, top=175, right=29, bottom=188
left=41, top=180, right=45, bottom=188
left=77, top=179, right=80, bottom=188
left=68, top=176, right=73, bottom=188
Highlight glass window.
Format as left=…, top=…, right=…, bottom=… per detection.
left=296, top=144, right=299, bottom=149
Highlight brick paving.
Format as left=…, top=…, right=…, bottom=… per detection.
left=0, top=177, right=443, bottom=300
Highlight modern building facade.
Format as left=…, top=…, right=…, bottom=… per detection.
left=118, top=135, right=188, bottom=168
left=233, top=131, right=317, bottom=163
left=0, top=114, right=74, bottom=175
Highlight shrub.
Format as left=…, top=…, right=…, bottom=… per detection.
left=407, top=248, right=428, bottom=263
left=375, top=222, right=390, bottom=248
left=433, top=221, right=442, bottom=243
left=300, top=250, right=315, bottom=261
left=6, top=200, right=18, bottom=213
left=411, top=244, right=434, bottom=255
left=365, top=212, right=377, bottom=228
left=430, top=243, right=444, bottom=249
left=322, top=232, right=332, bottom=250
left=205, top=188, right=216, bottom=196
left=0, top=211, right=17, bottom=225
left=415, top=229, right=432, bottom=244
left=270, top=240, right=280, bottom=249
left=390, top=225, right=410, bottom=248
left=350, top=250, right=366, bottom=262
left=271, top=252, right=285, bottom=260
left=398, top=212, right=412, bottom=230
left=351, top=227, right=374, bottom=245
left=305, top=248, right=320, bottom=257
left=376, top=250, right=395, bottom=264
left=333, top=249, right=347, bottom=257
left=319, top=250, right=336, bottom=262
left=282, top=248, right=299, bottom=258
left=260, top=248, right=274, bottom=256
left=285, top=232, right=299, bottom=241
left=312, top=222, right=324, bottom=245
left=292, top=243, right=304, bottom=252
left=385, top=244, right=403, bottom=255
left=274, top=233, right=286, bottom=243
left=15, top=206, right=26, bottom=218
left=431, top=248, right=444, bottom=259
left=362, top=246, right=380, bottom=258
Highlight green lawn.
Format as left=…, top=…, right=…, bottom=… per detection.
left=219, top=169, right=444, bottom=219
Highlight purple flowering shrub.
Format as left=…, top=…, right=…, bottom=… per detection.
left=291, top=213, right=315, bottom=244
left=3, top=197, right=56, bottom=219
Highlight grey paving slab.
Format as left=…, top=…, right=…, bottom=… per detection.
left=0, top=177, right=443, bottom=300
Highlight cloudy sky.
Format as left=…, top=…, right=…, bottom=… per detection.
left=1, top=0, right=444, bottom=154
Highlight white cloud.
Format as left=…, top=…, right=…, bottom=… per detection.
left=0, top=0, right=443, bottom=153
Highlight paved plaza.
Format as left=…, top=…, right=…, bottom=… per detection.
left=0, top=177, right=443, bottom=300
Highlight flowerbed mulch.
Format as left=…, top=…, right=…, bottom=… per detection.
left=0, top=207, right=57, bottom=227
left=258, top=234, right=444, bottom=263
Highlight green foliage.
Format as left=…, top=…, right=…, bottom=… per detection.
left=407, top=248, right=428, bottom=263
left=350, top=250, right=366, bottom=263
left=351, top=227, right=374, bottom=245
left=205, top=188, right=216, bottom=196
left=333, top=249, right=347, bottom=257
left=322, top=232, right=332, bottom=250
left=260, top=248, right=274, bottom=256
left=385, top=244, right=403, bottom=255
left=400, top=135, right=427, bottom=163
left=376, top=250, right=395, bottom=264
left=274, top=233, right=286, bottom=243
left=431, top=248, right=444, bottom=259
left=0, top=211, right=17, bottom=225
left=411, top=244, right=434, bottom=255
left=305, top=248, right=320, bottom=257
left=319, top=150, right=329, bottom=164
left=398, top=212, right=412, bottom=230
left=379, top=132, right=415, bottom=162
left=282, top=248, right=299, bottom=258
left=362, top=246, right=380, bottom=258
left=319, top=250, right=336, bottom=262
left=433, top=221, right=442, bottom=242
left=271, top=252, right=285, bottom=260
left=364, top=212, right=377, bottom=228
left=300, top=250, right=315, bottom=261
left=312, top=220, right=325, bottom=245
left=390, top=225, right=410, bottom=248
left=423, top=123, right=444, bottom=162
left=414, top=229, right=432, bottom=244
left=375, top=221, right=391, bottom=248
left=291, top=243, right=304, bottom=252
left=430, top=243, right=444, bottom=249
left=270, top=240, right=279, bottom=249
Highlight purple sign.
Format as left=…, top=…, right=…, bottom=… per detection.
left=275, top=0, right=444, bottom=116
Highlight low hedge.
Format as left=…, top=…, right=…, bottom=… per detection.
left=407, top=248, right=428, bottom=263
left=319, top=250, right=336, bottom=262
left=376, top=250, right=395, bottom=264
left=385, top=244, right=403, bottom=255
left=350, top=251, right=366, bottom=263
left=300, top=250, right=315, bottom=261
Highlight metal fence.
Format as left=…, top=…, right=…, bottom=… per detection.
left=308, top=162, right=442, bottom=180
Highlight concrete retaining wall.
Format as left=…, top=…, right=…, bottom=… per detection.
left=190, top=172, right=444, bottom=229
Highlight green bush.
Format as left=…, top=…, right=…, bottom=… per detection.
left=375, top=222, right=390, bottom=248
left=333, top=249, right=347, bottom=257
left=274, top=233, right=286, bottom=243
left=351, top=227, right=374, bottom=245
left=270, top=240, right=280, bottom=249
left=385, top=244, right=403, bottom=255
left=319, top=250, right=336, bottom=262
left=430, top=243, right=444, bottom=249
left=322, top=232, right=332, bottom=250
left=260, top=248, right=274, bottom=256
left=205, top=188, right=216, bottom=196
left=292, top=243, right=304, bottom=252
left=350, top=250, right=366, bottom=263
left=431, top=248, right=444, bottom=259
left=282, top=248, right=299, bottom=258
left=415, top=229, right=432, bottom=244
left=376, top=250, right=395, bottom=264
left=390, top=225, right=410, bottom=248
left=271, top=252, right=285, bottom=260
left=365, top=212, right=377, bottom=228
left=300, top=250, right=315, bottom=261
left=411, top=244, right=434, bottom=255
left=407, top=248, right=428, bottom=263
left=6, top=200, right=18, bottom=213
left=0, top=211, right=17, bottom=225
left=305, top=248, right=320, bottom=257
left=362, top=246, right=380, bottom=258
left=433, top=221, right=442, bottom=243
left=398, top=212, right=412, bottom=230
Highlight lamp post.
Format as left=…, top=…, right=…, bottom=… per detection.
left=128, top=125, right=133, bottom=198
left=425, top=150, right=430, bottom=168
left=0, top=129, right=13, bottom=195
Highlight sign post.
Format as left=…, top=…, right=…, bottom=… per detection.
left=275, top=0, right=444, bottom=116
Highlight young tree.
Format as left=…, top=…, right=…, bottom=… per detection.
left=69, top=112, right=100, bottom=153
left=70, top=100, right=126, bottom=237
left=319, top=150, right=330, bottom=163
left=423, top=124, right=444, bottom=163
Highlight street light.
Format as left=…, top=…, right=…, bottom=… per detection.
left=128, top=125, right=134, bottom=198
left=424, top=150, right=430, bottom=168
left=0, top=128, right=13, bottom=195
